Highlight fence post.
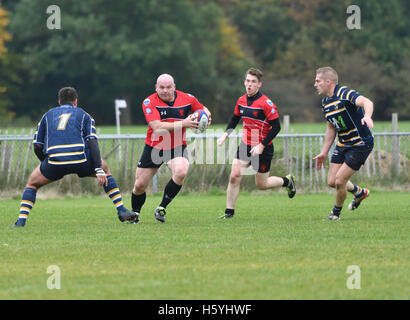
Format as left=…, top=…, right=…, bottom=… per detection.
left=391, top=113, right=400, bottom=177
left=152, top=173, right=158, bottom=194
left=283, top=115, right=290, bottom=171
left=0, top=129, right=8, bottom=173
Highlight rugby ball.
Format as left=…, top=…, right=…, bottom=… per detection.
left=192, top=110, right=208, bottom=133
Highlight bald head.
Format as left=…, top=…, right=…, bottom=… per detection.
left=156, top=74, right=176, bottom=102
left=156, top=74, right=175, bottom=85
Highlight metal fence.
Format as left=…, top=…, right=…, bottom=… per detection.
left=0, top=130, right=409, bottom=195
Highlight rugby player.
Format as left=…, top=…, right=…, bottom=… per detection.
left=217, top=68, right=296, bottom=219
left=313, top=67, right=374, bottom=220
left=13, top=87, right=137, bottom=227
left=132, top=74, right=211, bottom=223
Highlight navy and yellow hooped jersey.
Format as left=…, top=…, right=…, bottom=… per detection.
left=33, top=104, right=97, bottom=165
left=321, top=85, right=373, bottom=147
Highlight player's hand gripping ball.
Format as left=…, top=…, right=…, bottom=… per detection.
left=191, top=110, right=208, bottom=133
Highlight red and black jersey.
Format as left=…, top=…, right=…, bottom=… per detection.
left=142, top=90, right=205, bottom=149
left=234, top=92, right=279, bottom=146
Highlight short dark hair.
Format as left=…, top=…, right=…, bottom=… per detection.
left=58, top=87, right=78, bottom=105
left=246, top=68, right=263, bottom=82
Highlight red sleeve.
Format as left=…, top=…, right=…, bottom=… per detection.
left=233, top=99, right=241, bottom=116
left=264, top=98, right=279, bottom=121
left=188, top=94, right=205, bottom=112
left=142, top=97, right=161, bottom=123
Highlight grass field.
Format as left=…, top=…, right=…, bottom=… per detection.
left=1, top=191, right=408, bottom=300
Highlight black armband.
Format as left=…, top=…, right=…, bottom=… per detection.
left=261, top=118, right=281, bottom=146
left=33, top=143, right=46, bottom=161
left=225, top=114, right=241, bottom=133
left=86, top=137, right=102, bottom=169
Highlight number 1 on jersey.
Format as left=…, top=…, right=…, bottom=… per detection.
left=57, top=113, right=72, bottom=130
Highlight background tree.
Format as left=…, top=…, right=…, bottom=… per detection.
left=0, top=4, right=21, bottom=124
left=1, top=0, right=409, bottom=125
left=6, top=0, right=248, bottom=124
left=224, top=0, right=410, bottom=121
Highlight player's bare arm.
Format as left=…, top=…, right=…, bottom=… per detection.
left=355, top=96, right=374, bottom=128
left=251, top=118, right=281, bottom=155
left=313, top=122, right=336, bottom=169
left=218, top=112, right=241, bottom=146
left=250, top=143, right=265, bottom=155
left=203, top=106, right=212, bottom=127
left=217, top=132, right=229, bottom=146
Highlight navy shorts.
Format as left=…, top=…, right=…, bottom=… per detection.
left=331, top=142, right=374, bottom=171
left=235, top=141, right=274, bottom=173
left=137, top=144, right=188, bottom=168
left=40, top=158, right=95, bottom=181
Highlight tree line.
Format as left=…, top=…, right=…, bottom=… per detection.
left=0, top=0, right=409, bottom=127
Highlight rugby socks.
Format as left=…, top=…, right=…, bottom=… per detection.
left=349, top=184, right=366, bottom=198
left=350, top=184, right=362, bottom=196
left=104, top=175, right=126, bottom=212
left=132, top=192, right=146, bottom=213
left=225, top=208, right=234, bottom=216
left=332, top=205, right=343, bottom=216
left=282, top=176, right=290, bottom=187
left=16, top=188, right=37, bottom=226
left=159, top=178, right=182, bottom=208
left=355, top=187, right=365, bottom=198
left=350, top=184, right=358, bottom=194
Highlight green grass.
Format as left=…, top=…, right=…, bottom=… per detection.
left=0, top=191, right=409, bottom=299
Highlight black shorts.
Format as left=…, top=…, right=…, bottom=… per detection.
left=40, top=157, right=95, bottom=181
left=137, top=144, right=188, bottom=168
left=235, top=141, right=274, bottom=173
left=331, top=142, right=374, bottom=171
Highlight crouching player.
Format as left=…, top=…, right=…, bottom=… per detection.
left=13, top=87, right=137, bottom=227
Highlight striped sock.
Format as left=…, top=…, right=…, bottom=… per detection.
left=332, top=205, right=343, bottom=216
left=17, top=188, right=37, bottom=225
left=350, top=184, right=358, bottom=194
left=355, top=187, right=364, bottom=198
left=350, top=184, right=362, bottom=196
left=104, top=175, right=125, bottom=212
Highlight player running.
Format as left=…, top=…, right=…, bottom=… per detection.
left=132, top=74, right=211, bottom=223
left=313, top=67, right=374, bottom=220
left=12, top=87, right=137, bottom=227
left=217, top=68, right=296, bottom=219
